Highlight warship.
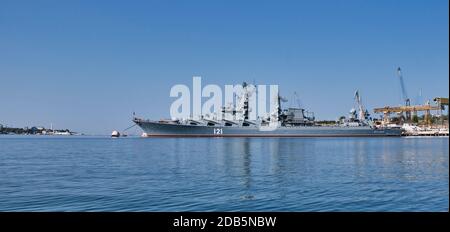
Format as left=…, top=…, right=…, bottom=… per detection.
left=133, top=83, right=402, bottom=137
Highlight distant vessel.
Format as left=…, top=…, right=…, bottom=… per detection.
left=53, top=131, right=72, bottom=135
left=134, top=83, right=402, bottom=137
left=111, top=130, right=120, bottom=138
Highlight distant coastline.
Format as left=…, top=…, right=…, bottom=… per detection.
left=0, top=124, right=80, bottom=136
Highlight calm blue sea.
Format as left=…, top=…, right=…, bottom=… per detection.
left=0, top=136, right=448, bottom=212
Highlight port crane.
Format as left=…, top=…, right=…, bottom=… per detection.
left=374, top=103, right=440, bottom=125
left=434, top=97, right=449, bottom=116
left=373, top=68, right=446, bottom=126
left=396, top=67, right=411, bottom=120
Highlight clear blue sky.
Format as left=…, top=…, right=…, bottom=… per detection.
left=1, top=0, right=448, bottom=135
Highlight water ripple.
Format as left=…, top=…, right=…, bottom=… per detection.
left=0, top=136, right=448, bottom=211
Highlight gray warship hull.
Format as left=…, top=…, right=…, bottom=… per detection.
left=133, top=119, right=402, bottom=137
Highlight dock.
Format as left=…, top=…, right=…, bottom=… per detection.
left=402, top=128, right=449, bottom=137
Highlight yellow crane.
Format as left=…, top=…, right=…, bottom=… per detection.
left=434, top=97, right=449, bottom=106
left=434, top=97, right=449, bottom=117
left=374, top=104, right=440, bottom=125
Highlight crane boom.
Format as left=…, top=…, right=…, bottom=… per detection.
left=397, top=67, right=410, bottom=106
left=396, top=67, right=411, bottom=121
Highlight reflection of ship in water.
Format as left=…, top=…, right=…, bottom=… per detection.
left=134, top=83, right=402, bottom=137
left=217, top=138, right=309, bottom=200
left=221, top=139, right=252, bottom=190
left=215, top=138, right=324, bottom=203
left=162, top=137, right=447, bottom=211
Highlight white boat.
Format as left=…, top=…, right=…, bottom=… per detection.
left=111, top=130, right=120, bottom=138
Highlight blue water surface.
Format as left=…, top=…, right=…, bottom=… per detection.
left=0, top=136, right=448, bottom=211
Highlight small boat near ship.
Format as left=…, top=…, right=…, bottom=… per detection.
left=111, top=130, right=120, bottom=138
